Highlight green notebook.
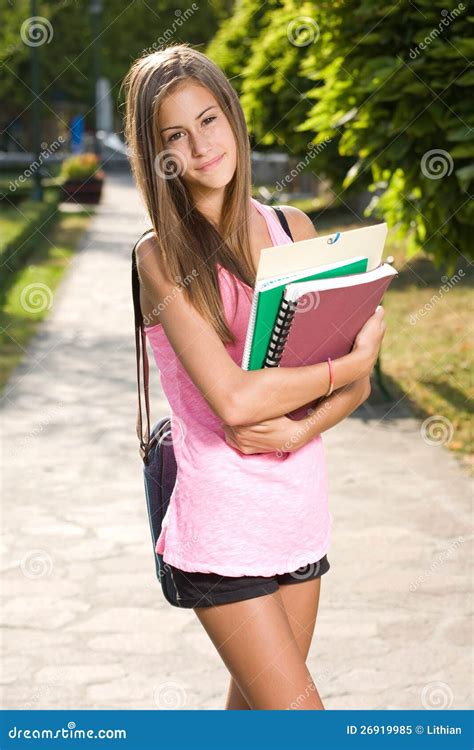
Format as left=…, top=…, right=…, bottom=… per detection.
left=242, top=256, right=369, bottom=370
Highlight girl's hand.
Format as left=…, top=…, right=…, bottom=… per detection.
left=222, top=414, right=307, bottom=455
left=352, top=306, right=387, bottom=373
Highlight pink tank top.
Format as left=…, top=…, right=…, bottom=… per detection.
left=144, top=197, right=332, bottom=576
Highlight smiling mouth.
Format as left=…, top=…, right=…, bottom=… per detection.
left=196, top=154, right=224, bottom=171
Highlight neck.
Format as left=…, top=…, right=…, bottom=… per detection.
left=190, top=185, right=227, bottom=229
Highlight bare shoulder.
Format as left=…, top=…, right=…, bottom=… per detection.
left=278, top=205, right=318, bottom=241
left=135, top=231, right=169, bottom=285
left=135, top=231, right=158, bottom=266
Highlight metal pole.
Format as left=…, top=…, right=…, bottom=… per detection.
left=90, top=0, right=103, bottom=159
left=30, top=0, right=43, bottom=201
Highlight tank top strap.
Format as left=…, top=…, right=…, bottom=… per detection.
left=250, top=196, right=293, bottom=245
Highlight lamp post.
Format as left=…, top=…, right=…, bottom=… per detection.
left=30, top=0, right=43, bottom=201
left=89, top=0, right=103, bottom=159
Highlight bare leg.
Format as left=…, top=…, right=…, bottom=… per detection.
left=194, top=581, right=324, bottom=710
left=225, top=577, right=322, bottom=709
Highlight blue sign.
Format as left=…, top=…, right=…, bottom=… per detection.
left=70, top=114, right=84, bottom=154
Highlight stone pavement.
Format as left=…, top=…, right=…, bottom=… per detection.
left=1, top=173, right=471, bottom=710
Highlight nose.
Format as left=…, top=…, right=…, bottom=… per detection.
left=190, top=130, right=211, bottom=158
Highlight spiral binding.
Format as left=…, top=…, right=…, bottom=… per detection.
left=264, top=296, right=299, bottom=367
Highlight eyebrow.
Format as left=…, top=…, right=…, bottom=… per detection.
left=160, top=105, right=218, bottom=133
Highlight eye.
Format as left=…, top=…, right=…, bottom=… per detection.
left=167, top=115, right=217, bottom=143
left=168, top=131, right=184, bottom=143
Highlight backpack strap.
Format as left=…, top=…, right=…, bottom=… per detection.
left=272, top=205, right=294, bottom=241
left=132, top=228, right=156, bottom=465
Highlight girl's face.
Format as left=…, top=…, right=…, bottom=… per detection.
left=157, top=82, right=237, bottom=192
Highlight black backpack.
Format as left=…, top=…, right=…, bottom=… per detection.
left=132, top=207, right=293, bottom=607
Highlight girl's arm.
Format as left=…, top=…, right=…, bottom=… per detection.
left=288, top=375, right=371, bottom=449
left=222, top=376, right=371, bottom=455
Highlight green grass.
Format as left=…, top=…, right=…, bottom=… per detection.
left=0, top=208, right=91, bottom=390
left=0, top=187, right=61, bottom=254
left=379, top=250, right=472, bottom=471
left=287, top=197, right=473, bottom=471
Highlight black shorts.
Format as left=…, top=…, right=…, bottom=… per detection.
left=165, top=554, right=330, bottom=609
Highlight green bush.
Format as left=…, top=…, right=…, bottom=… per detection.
left=210, top=0, right=473, bottom=271
left=207, top=0, right=367, bottom=192
left=298, top=0, right=473, bottom=270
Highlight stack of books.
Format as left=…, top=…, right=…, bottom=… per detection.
left=241, top=222, right=398, bottom=420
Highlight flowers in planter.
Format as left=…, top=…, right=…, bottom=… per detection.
left=60, top=153, right=105, bottom=182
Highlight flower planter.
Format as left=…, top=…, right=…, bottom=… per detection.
left=62, top=176, right=104, bottom=204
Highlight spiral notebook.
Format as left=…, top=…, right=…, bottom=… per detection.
left=242, top=222, right=388, bottom=371
left=241, top=255, right=369, bottom=371
left=266, top=263, right=398, bottom=420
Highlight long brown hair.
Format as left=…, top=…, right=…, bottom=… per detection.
left=122, top=43, right=256, bottom=345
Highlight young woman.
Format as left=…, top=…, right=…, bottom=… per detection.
left=123, top=44, right=386, bottom=710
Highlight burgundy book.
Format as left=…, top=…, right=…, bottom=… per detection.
left=264, top=263, right=398, bottom=420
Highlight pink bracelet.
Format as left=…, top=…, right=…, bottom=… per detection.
left=324, top=357, right=334, bottom=397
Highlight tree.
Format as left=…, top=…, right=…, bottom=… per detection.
left=0, top=0, right=224, bottom=147
left=298, top=0, right=474, bottom=269
left=207, top=0, right=367, bottom=194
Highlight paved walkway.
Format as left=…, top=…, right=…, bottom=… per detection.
left=1, top=173, right=471, bottom=710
